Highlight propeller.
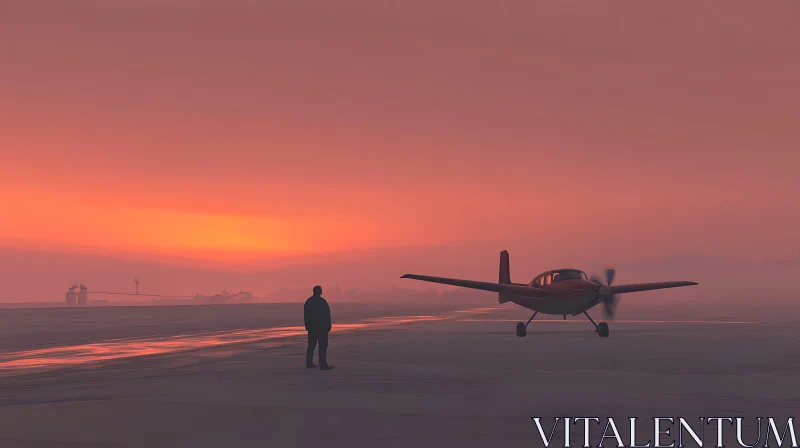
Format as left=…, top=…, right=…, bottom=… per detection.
left=590, top=268, right=618, bottom=318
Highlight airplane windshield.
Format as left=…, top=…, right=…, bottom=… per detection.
left=557, top=270, right=585, bottom=281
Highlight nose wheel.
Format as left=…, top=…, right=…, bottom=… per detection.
left=584, top=311, right=610, bottom=337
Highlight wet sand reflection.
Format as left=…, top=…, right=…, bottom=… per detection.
left=0, top=309, right=492, bottom=376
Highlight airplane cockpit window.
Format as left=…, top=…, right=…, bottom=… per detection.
left=535, top=270, right=586, bottom=285
left=558, top=270, right=585, bottom=281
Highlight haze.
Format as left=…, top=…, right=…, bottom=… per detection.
left=1, top=1, right=798, bottom=302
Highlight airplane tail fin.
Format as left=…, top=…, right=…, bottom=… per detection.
left=499, top=250, right=512, bottom=303
left=499, top=250, right=510, bottom=284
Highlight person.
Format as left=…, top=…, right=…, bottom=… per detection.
left=304, top=285, right=334, bottom=370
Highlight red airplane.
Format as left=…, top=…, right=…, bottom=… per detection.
left=401, top=250, right=698, bottom=337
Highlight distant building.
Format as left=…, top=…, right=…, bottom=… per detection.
left=65, top=285, right=78, bottom=307
left=77, top=284, right=88, bottom=306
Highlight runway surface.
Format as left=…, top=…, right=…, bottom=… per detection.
left=0, top=308, right=493, bottom=375
left=0, top=302, right=796, bottom=447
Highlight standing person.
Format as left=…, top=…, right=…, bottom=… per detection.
left=304, top=285, right=334, bottom=370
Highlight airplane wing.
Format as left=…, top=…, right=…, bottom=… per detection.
left=400, top=274, right=547, bottom=298
left=609, top=281, right=698, bottom=295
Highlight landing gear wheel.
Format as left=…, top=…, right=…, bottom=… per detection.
left=516, top=322, right=527, bottom=337
left=597, top=322, right=609, bottom=338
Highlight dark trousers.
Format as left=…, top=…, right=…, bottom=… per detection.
left=306, top=331, right=329, bottom=367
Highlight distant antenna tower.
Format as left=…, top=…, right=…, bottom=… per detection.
left=134, top=278, right=140, bottom=295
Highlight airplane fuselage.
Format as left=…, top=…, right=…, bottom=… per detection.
left=508, top=279, right=601, bottom=316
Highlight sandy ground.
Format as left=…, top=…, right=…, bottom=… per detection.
left=0, top=302, right=797, bottom=447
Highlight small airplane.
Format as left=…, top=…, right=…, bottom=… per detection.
left=401, top=251, right=698, bottom=337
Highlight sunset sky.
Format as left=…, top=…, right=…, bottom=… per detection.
left=1, top=1, right=798, bottom=300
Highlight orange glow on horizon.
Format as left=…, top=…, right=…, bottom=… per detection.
left=0, top=188, right=391, bottom=259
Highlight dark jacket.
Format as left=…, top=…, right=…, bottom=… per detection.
left=304, top=295, right=331, bottom=333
